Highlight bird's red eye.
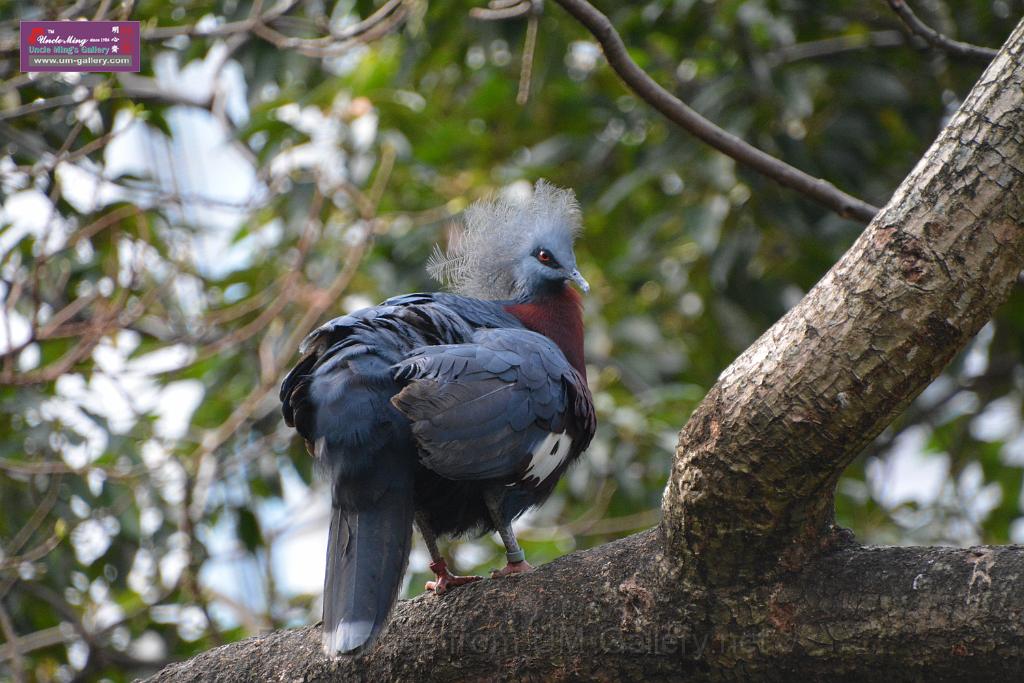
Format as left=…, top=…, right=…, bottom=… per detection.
left=537, top=250, right=552, bottom=264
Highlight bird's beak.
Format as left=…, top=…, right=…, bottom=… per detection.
left=568, top=269, right=590, bottom=293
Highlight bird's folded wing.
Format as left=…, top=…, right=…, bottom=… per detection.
left=391, top=327, right=589, bottom=483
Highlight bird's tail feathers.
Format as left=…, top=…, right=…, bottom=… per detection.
left=322, top=495, right=414, bottom=656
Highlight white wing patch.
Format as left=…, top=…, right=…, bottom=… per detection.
left=522, top=432, right=573, bottom=485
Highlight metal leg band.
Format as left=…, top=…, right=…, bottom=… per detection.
left=505, top=548, right=526, bottom=564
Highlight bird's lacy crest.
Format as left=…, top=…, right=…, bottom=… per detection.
left=428, top=180, right=582, bottom=300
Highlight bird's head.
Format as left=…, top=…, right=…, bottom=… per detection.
left=514, top=224, right=590, bottom=298
left=428, top=180, right=588, bottom=301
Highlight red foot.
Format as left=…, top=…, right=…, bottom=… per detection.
left=490, top=560, right=533, bottom=578
left=425, top=560, right=482, bottom=594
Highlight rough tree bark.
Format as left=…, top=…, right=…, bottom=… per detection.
left=148, top=17, right=1024, bottom=683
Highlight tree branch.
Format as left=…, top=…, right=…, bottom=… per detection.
left=660, top=16, right=1024, bottom=584
left=886, top=0, right=998, bottom=62
left=552, top=0, right=881, bottom=222
left=765, top=30, right=907, bottom=66
left=143, top=0, right=407, bottom=57
left=146, top=532, right=1024, bottom=681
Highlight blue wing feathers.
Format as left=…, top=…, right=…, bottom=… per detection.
left=390, top=326, right=589, bottom=483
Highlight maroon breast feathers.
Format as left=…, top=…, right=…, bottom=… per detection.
left=504, top=285, right=585, bottom=378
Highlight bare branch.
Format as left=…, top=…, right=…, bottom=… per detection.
left=144, top=0, right=408, bottom=57
left=471, top=0, right=547, bottom=105
left=552, top=0, right=881, bottom=222
left=886, top=0, right=997, bottom=61
left=519, top=9, right=540, bottom=105
left=0, top=94, right=79, bottom=122
left=3, top=476, right=62, bottom=559
left=470, top=0, right=534, bottom=21
left=765, top=30, right=907, bottom=66
left=142, top=0, right=300, bottom=40
left=0, top=534, right=61, bottom=571
left=0, top=598, right=26, bottom=682
left=0, top=625, right=65, bottom=665
left=0, top=459, right=137, bottom=478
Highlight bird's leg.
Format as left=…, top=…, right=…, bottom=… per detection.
left=484, top=489, right=533, bottom=578
left=416, top=512, right=481, bottom=594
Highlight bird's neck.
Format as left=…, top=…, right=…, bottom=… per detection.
left=504, top=285, right=586, bottom=378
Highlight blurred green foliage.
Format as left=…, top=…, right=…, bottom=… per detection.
left=1, top=0, right=1022, bottom=679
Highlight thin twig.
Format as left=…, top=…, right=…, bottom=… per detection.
left=92, top=0, right=111, bottom=20
left=203, top=286, right=279, bottom=326
left=886, top=0, right=997, bottom=61
left=518, top=11, right=540, bottom=105
left=0, top=94, right=78, bottom=122
left=765, top=30, right=907, bottom=67
left=14, top=577, right=168, bottom=674
left=250, top=5, right=407, bottom=58
left=59, top=0, right=93, bottom=19
left=4, top=475, right=62, bottom=558
left=143, top=0, right=300, bottom=39
left=1, top=286, right=160, bottom=386
left=0, top=534, right=61, bottom=571
left=552, top=0, right=881, bottom=222
left=0, top=598, right=26, bottom=682
left=469, top=1, right=542, bottom=105
left=0, top=459, right=136, bottom=477
left=145, top=0, right=407, bottom=58
left=471, top=0, right=534, bottom=21
left=191, top=190, right=324, bottom=361
left=0, top=625, right=65, bottom=665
